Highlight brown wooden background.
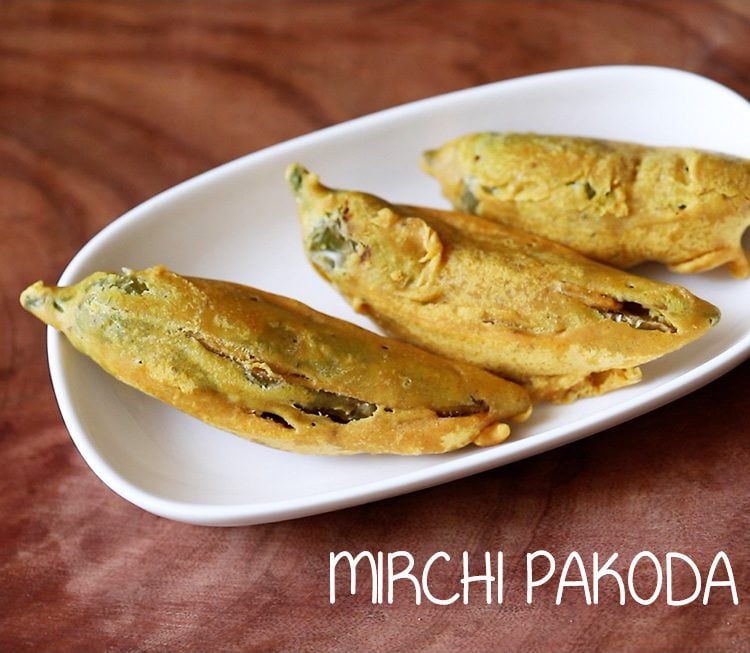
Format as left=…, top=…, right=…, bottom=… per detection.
left=1, top=1, right=749, bottom=651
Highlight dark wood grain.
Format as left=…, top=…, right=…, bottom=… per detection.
left=1, top=1, right=748, bottom=651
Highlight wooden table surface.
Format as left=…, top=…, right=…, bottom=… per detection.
left=2, top=1, right=748, bottom=651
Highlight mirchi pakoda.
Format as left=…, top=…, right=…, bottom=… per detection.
left=287, top=164, right=720, bottom=403
left=20, top=266, right=532, bottom=455
left=421, top=132, right=750, bottom=277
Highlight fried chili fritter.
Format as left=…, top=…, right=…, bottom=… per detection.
left=288, top=164, right=720, bottom=403
left=21, top=266, right=531, bottom=455
left=422, top=132, right=750, bottom=277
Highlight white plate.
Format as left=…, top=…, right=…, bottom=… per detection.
left=49, top=66, right=750, bottom=526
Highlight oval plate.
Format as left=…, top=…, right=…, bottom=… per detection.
left=49, top=66, right=750, bottom=526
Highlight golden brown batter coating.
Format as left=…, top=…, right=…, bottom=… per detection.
left=287, top=164, right=720, bottom=403
left=422, top=132, right=750, bottom=277
left=20, top=266, right=531, bottom=455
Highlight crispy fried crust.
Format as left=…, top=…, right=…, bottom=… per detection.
left=20, top=266, right=531, bottom=455
left=422, top=132, right=750, bottom=277
left=288, top=164, right=720, bottom=403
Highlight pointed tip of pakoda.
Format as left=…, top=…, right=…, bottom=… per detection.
left=284, top=162, right=308, bottom=194
left=285, top=163, right=328, bottom=199
left=20, top=280, right=68, bottom=330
